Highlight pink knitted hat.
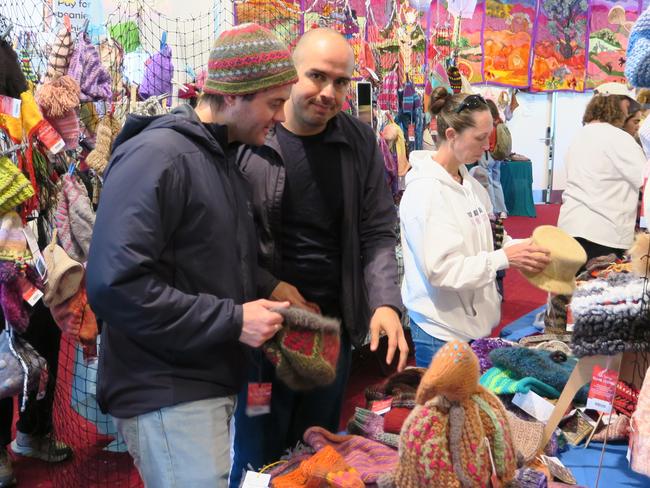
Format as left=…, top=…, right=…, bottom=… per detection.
left=54, top=175, right=95, bottom=262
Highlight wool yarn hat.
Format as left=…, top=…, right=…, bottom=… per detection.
left=42, top=231, right=84, bottom=307
left=68, top=31, right=112, bottom=102
left=48, top=109, right=80, bottom=150
left=86, top=114, right=121, bottom=175
left=45, top=24, right=73, bottom=81
left=50, top=280, right=98, bottom=350
left=570, top=272, right=650, bottom=357
left=507, top=412, right=545, bottom=463
left=514, top=467, right=548, bottom=488
left=203, top=23, right=298, bottom=96
left=139, top=44, right=174, bottom=102
left=521, top=226, right=587, bottom=295
left=626, top=6, right=650, bottom=88
left=36, top=75, right=80, bottom=119
left=0, top=262, right=41, bottom=333
left=480, top=366, right=561, bottom=398
left=447, top=66, right=462, bottom=94
left=263, top=306, right=340, bottom=391
left=346, top=407, right=400, bottom=448
left=0, top=212, right=30, bottom=262
left=0, top=157, right=35, bottom=214
left=54, top=174, right=95, bottom=263
left=471, top=337, right=513, bottom=374
left=380, top=342, right=517, bottom=488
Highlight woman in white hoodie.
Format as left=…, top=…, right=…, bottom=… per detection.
left=400, top=88, right=550, bottom=367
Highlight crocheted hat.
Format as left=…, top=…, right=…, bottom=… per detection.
left=626, top=6, right=650, bottom=88
left=447, top=66, right=462, bottom=94
left=203, top=23, right=298, bottom=96
left=0, top=262, right=41, bottom=333
left=521, top=226, right=587, bottom=295
left=382, top=342, right=517, bottom=488
left=0, top=211, right=30, bottom=262
left=45, top=24, right=73, bottom=81
left=263, top=307, right=340, bottom=391
left=68, top=31, right=112, bottom=102
left=507, top=412, right=544, bottom=463
left=0, top=157, right=35, bottom=214
left=54, top=175, right=96, bottom=263
left=42, top=231, right=84, bottom=307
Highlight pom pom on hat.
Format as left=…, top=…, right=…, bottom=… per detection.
left=204, top=23, right=298, bottom=96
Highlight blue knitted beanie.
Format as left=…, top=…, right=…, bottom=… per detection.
left=626, top=6, right=650, bottom=88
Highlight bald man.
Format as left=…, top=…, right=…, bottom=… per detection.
left=230, top=28, right=408, bottom=483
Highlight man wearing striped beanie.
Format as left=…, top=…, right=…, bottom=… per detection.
left=87, top=23, right=296, bottom=488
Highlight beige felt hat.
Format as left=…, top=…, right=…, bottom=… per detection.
left=522, top=225, right=587, bottom=295
left=42, top=230, right=84, bottom=307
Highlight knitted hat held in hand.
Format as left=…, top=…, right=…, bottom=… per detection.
left=381, top=341, right=517, bottom=488
left=42, top=231, right=84, bottom=307
left=626, top=6, right=650, bottom=88
left=263, top=306, right=340, bottom=391
left=86, top=114, right=121, bottom=175
left=0, top=157, right=35, bottom=214
left=203, top=23, right=298, bottom=96
left=68, top=31, right=112, bottom=102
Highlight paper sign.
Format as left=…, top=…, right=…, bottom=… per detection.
left=246, top=383, right=272, bottom=417
left=370, top=397, right=393, bottom=415
left=512, top=391, right=556, bottom=423
left=242, top=471, right=270, bottom=488
left=566, top=306, right=575, bottom=332
left=586, top=365, right=619, bottom=414
left=0, top=96, right=21, bottom=119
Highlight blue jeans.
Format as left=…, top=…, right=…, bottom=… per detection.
left=409, top=318, right=447, bottom=367
left=113, top=396, right=236, bottom=488
left=230, top=331, right=351, bottom=487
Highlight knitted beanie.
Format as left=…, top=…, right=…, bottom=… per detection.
left=49, top=109, right=80, bottom=150
left=139, top=44, right=174, bottom=102
left=479, top=366, right=561, bottom=398
left=346, top=407, right=400, bottom=448
left=42, top=233, right=84, bottom=307
left=626, top=6, right=650, bottom=88
left=68, top=31, right=112, bottom=102
left=0, top=211, right=30, bottom=262
left=45, top=25, right=73, bottom=81
left=203, top=23, right=298, bottom=96
left=447, top=66, right=462, bottom=94
left=263, top=307, right=340, bottom=391
left=86, top=114, right=121, bottom=175
left=471, top=337, right=513, bottom=374
left=54, top=175, right=96, bottom=263
left=0, top=157, right=35, bottom=214
left=0, top=262, right=29, bottom=332
left=514, top=467, right=548, bottom=488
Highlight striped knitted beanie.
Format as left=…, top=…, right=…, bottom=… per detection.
left=204, top=23, right=297, bottom=96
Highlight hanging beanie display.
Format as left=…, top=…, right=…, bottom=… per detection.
left=0, top=157, right=35, bottom=214
left=262, top=306, right=340, bottom=391
left=378, top=70, right=399, bottom=111
left=626, top=6, right=650, bottom=88
left=36, top=75, right=81, bottom=150
left=45, top=24, right=73, bottom=81
left=0, top=212, right=31, bottom=263
left=0, top=39, right=28, bottom=99
left=203, top=23, right=298, bottom=96
left=42, top=230, right=84, bottom=307
left=68, top=31, right=112, bottom=102
left=139, top=44, right=174, bottom=102
left=99, top=38, right=125, bottom=96
left=447, top=65, right=462, bottom=94
left=108, top=21, right=141, bottom=54
left=86, top=114, right=122, bottom=175
left=379, top=341, right=516, bottom=488
left=0, top=261, right=42, bottom=334
left=54, top=174, right=96, bottom=263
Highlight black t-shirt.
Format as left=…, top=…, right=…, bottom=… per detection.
left=276, top=123, right=343, bottom=313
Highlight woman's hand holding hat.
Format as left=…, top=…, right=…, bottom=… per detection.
left=504, top=239, right=551, bottom=274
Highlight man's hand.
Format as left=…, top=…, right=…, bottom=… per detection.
left=239, top=299, right=289, bottom=348
left=270, top=281, right=321, bottom=314
left=369, top=306, right=409, bottom=372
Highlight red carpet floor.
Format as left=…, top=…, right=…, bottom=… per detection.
left=11, top=205, right=560, bottom=487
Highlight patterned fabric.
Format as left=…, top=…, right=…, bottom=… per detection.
left=378, top=70, right=399, bottom=112
left=204, top=23, right=297, bottom=96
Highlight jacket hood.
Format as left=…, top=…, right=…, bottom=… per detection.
left=405, top=150, right=469, bottom=189
left=111, top=104, right=225, bottom=163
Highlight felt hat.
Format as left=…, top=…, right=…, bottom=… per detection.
left=593, top=81, right=634, bottom=100
left=0, top=211, right=30, bottom=262
left=263, top=306, right=340, bottom=391
left=626, top=6, right=650, bottom=88
left=0, top=157, right=35, bottom=214
left=42, top=230, right=84, bottom=307
left=521, top=225, right=587, bottom=295
left=203, top=23, right=297, bottom=96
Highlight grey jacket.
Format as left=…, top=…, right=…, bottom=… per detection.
left=237, top=111, right=403, bottom=346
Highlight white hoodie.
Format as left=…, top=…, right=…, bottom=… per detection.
left=400, top=150, right=511, bottom=342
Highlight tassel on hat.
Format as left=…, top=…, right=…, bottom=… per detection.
left=263, top=306, right=340, bottom=391
left=36, top=75, right=80, bottom=119
left=86, top=114, right=121, bottom=175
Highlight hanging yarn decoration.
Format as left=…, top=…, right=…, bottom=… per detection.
left=86, top=114, right=122, bottom=175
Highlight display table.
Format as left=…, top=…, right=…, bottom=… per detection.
left=501, top=160, right=536, bottom=218
left=560, top=443, right=648, bottom=486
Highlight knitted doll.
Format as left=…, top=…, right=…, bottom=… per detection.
left=379, top=341, right=517, bottom=488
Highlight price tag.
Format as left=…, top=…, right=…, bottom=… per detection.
left=566, top=305, right=574, bottom=332
left=586, top=365, right=618, bottom=414
left=35, top=120, right=65, bottom=154
left=370, top=397, right=393, bottom=415
left=246, top=382, right=272, bottom=417
left=407, top=123, right=415, bottom=142
left=242, top=471, right=270, bottom=488
left=0, top=96, right=21, bottom=119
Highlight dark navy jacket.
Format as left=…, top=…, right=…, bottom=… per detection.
left=238, top=112, right=403, bottom=347
left=87, top=106, right=257, bottom=418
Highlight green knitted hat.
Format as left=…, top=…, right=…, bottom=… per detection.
left=263, top=307, right=340, bottom=391
left=204, top=23, right=298, bottom=96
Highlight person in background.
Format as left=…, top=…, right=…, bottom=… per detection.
left=231, top=28, right=408, bottom=486
left=86, top=24, right=296, bottom=487
left=400, top=88, right=550, bottom=367
left=479, top=98, right=509, bottom=219
left=558, top=91, right=646, bottom=262
left=623, top=99, right=642, bottom=140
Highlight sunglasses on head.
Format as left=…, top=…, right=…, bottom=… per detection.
left=454, top=94, right=488, bottom=114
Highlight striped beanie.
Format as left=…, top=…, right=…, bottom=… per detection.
left=204, top=23, right=297, bottom=96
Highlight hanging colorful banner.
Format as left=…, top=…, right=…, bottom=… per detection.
left=235, top=0, right=302, bottom=46
left=482, top=0, right=536, bottom=88
left=453, top=0, right=485, bottom=83
left=530, top=0, right=590, bottom=92
left=587, top=0, right=641, bottom=88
